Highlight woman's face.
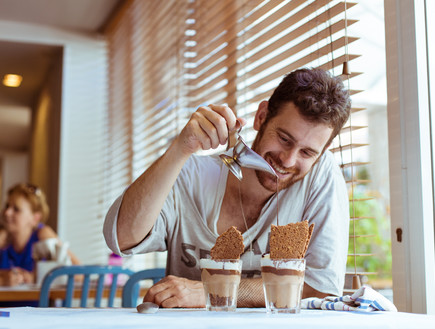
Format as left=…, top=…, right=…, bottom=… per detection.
left=2, top=194, right=39, bottom=235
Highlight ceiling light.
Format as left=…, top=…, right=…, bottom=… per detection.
left=3, top=74, right=23, bottom=87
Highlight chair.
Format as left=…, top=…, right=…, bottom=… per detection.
left=39, top=265, right=134, bottom=307
left=121, top=268, right=165, bottom=307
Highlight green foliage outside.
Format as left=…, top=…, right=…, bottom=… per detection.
left=347, top=185, right=392, bottom=283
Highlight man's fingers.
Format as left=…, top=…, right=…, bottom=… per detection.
left=179, top=104, right=243, bottom=153
left=204, top=105, right=247, bottom=142
left=160, top=295, right=184, bottom=308
left=207, top=104, right=238, bottom=131
left=143, top=278, right=171, bottom=303
left=192, top=112, right=222, bottom=149
left=152, top=287, right=181, bottom=307
left=142, top=275, right=205, bottom=308
left=234, top=117, right=247, bottom=131
left=196, top=106, right=229, bottom=147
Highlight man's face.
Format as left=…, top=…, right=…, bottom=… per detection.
left=251, top=101, right=333, bottom=192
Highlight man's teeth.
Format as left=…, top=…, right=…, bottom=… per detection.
left=271, top=163, right=287, bottom=175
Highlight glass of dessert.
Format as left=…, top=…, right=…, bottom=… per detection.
left=200, top=226, right=244, bottom=312
left=200, top=258, right=243, bottom=311
left=261, top=221, right=314, bottom=313
left=261, top=256, right=305, bottom=313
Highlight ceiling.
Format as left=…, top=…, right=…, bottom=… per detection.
left=0, top=0, right=123, bottom=152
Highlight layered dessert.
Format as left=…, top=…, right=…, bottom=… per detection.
left=261, top=255, right=305, bottom=312
left=200, top=226, right=244, bottom=311
left=200, top=258, right=242, bottom=311
left=261, top=221, right=313, bottom=313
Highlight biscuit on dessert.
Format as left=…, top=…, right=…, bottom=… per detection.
left=210, top=226, right=244, bottom=260
left=303, top=222, right=315, bottom=257
left=270, top=221, right=314, bottom=259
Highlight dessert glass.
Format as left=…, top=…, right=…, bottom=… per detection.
left=199, top=259, right=242, bottom=312
left=261, top=256, right=305, bottom=313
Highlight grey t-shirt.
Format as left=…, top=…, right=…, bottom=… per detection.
left=103, top=150, right=349, bottom=296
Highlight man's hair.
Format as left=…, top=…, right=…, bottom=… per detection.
left=266, top=67, right=351, bottom=147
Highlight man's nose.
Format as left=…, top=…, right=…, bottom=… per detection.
left=280, top=148, right=298, bottom=168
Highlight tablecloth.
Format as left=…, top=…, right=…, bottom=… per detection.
left=1, top=307, right=435, bottom=329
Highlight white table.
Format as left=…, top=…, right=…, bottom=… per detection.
left=1, top=307, right=435, bottom=329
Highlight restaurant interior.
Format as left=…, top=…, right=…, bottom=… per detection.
left=0, top=0, right=434, bottom=323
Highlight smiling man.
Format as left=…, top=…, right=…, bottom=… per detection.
left=104, top=67, right=351, bottom=308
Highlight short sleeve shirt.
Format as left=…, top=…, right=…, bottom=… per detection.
left=103, top=150, right=349, bottom=296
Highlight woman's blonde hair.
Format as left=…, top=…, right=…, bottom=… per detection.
left=7, top=183, right=50, bottom=223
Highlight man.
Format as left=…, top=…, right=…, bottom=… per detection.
left=104, top=67, right=351, bottom=308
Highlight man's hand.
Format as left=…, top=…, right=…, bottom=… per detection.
left=143, top=275, right=205, bottom=308
left=176, top=104, right=245, bottom=156
left=303, top=282, right=329, bottom=299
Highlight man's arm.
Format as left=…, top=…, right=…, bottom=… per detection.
left=302, top=282, right=329, bottom=299
left=115, top=105, right=243, bottom=251
left=116, top=142, right=190, bottom=251
left=143, top=276, right=329, bottom=308
left=237, top=278, right=264, bottom=307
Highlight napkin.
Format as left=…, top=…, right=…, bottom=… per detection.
left=32, top=238, right=58, bottom=261
left=33, top=239, right=72, bottom=285
left=32, top=238, right=71, bottom=263
left=301, top=286, right=397, bottom=312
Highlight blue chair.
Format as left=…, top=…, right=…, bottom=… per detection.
left=39, top=265, right=134, bottom=307
left=122, top=268, right=165, bottom=307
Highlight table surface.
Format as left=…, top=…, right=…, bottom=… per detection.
left=1, top=307, right=435, bottom=329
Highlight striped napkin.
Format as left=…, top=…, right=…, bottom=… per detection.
left=301, top=286, right=397, bottom=312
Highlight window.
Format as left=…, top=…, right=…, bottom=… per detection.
left=384, top=0, right=435, bottom=314
left=104, top=0, right=393, bottom=297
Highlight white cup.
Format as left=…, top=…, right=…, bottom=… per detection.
left=36, top=261, right=67, bottom=286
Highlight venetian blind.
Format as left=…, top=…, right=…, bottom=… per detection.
left=105, top=3, right=134, bottom=204
left=105, top=0, right=373, bottom=286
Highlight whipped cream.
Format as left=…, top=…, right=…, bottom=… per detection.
left=261, top=254, right=305, bottom=271
left=200, top=259, right=242, bottom=271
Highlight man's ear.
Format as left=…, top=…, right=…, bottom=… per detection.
left=253, top=100, right=269, bottom=131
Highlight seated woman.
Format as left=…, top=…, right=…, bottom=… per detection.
left=0, top=183, right=80, bottom=286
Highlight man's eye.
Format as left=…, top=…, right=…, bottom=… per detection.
left=301, top=149, right=313, bottom=157
left=279, top=135, right=289, bottom=143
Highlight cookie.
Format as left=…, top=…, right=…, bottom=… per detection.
left=303, top=223, right=315, bottom=257
left=210, top=226, right=244, bottom=260
left=270, top=221, right=314, bottom=259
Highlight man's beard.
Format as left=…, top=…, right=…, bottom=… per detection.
left=251, top=130, right=306, bottom=192
left=254, top=154, right=306, bottom=192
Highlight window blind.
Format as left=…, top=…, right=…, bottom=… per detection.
left=105, top=4, right=133, bottom=203
left=104, top=0, right=379, bottom=286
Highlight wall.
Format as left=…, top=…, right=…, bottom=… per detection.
left=30, top=49, right=63, bottom=232
left=0, top=102, right=31, bottom=206
left=0, top=150, right=28, bottom=206
left=0, top=20, right=109, bottom=265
